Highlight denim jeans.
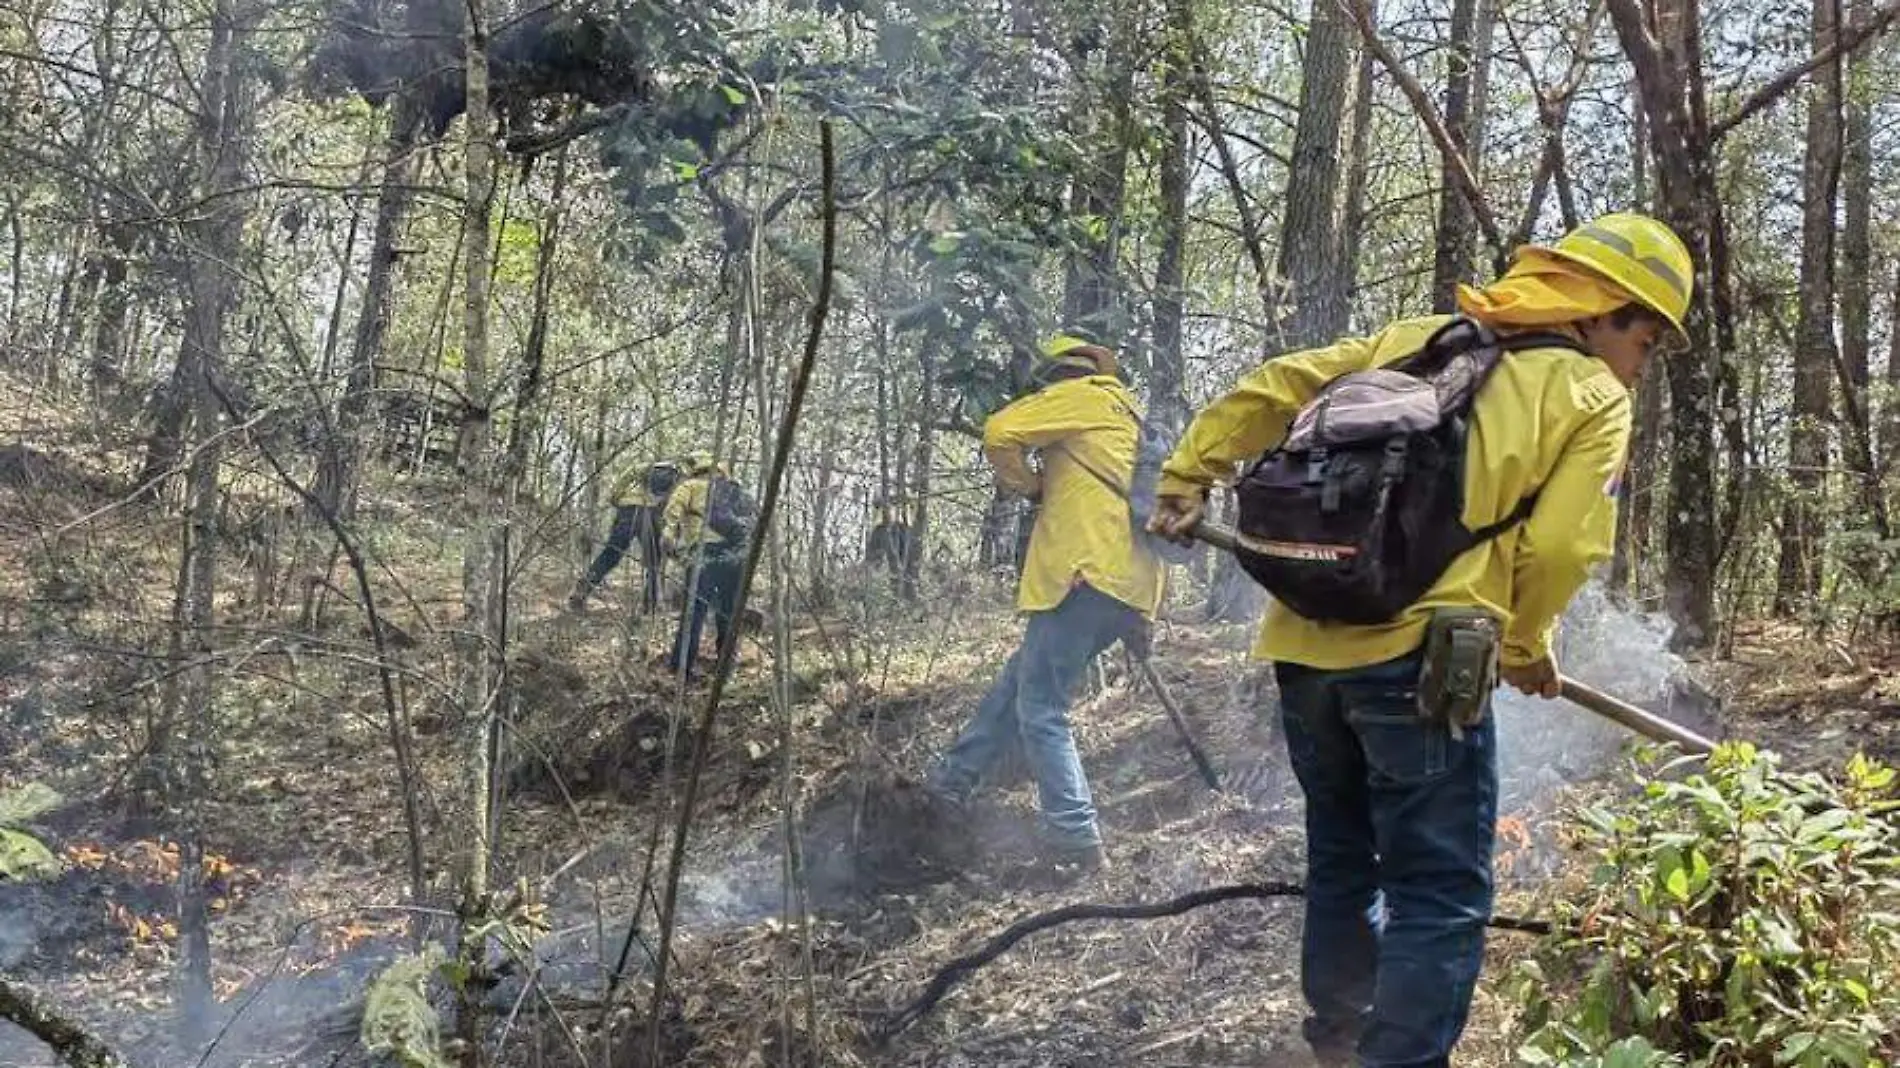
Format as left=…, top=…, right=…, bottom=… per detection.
left=1274, top=651, right=1498, bottom=1068
left=929, top=583, right=1137, bottom=849
left=669, top=552, right=741, bottom=674
left=581, top=505, right=662, bottom=611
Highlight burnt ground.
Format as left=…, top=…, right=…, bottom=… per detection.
left=2, top=379, right=1897, bottom=1066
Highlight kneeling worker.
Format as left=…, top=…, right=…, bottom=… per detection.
left=1151, top=214, right=1692, bottom=1067
left=926, top=334, right=1163, bottom=876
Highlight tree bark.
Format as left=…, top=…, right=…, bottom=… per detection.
left=1884, top=263, right=1900, bottom=472
left=1151, top=0, right=1192, bottom=430
left=1603, top=0, right=1728, bottom=647
left=1775, top=0, right=1842, bottom=617
left=88, top=223, right=135, bottom=397
left=1277, top=0, right=1358, bottom=349
left=454, top=0, right=500, bottom=1057
left=1330, top=13, right=1378, bottom=336
left=164, top=0, right=252, bottom=1040
left=1839, top=0, right=1874, bottom=496
left=1432, top=0, right=1496, bottom=310
left=903, top=343, right=936, bottom=601
left=1613, top=368, right=1667, bottom=595
left=1061, top=0, right=1136, bottom=343
left=310, top=98, right=422, bottom=522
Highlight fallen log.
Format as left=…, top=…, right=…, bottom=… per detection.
left=877, top=881, right=1552, bottom=1040
left=0, top=976, right=128, bottom=1068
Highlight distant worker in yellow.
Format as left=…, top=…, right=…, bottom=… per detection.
left=569, top=459, right=680, bottom=614
left=1152, top=214, right=1693, bottom=1067
left=660, top=452, right=756, bottom=680
left=925, top=334, right=1166, bottom=877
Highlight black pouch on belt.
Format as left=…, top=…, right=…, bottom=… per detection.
left=1417, top=607, right=1500, bottom=737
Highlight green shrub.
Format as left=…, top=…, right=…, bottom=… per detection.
left=1512, top=745, right=1900, bottom=1067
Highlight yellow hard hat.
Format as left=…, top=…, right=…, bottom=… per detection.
left=1037, top=333, right=1119, bottom=378
left=683, top=450, right=716, bottom=473
left=1531, top=213, right=1694, bottom=339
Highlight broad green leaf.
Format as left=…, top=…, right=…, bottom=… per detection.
left=1664, top=864, right=1690, bottom=902
left=1777, top=1032, right=1818, bottom=1064
left=0, top=783, right=61, bottom=826
left=0, top=827, right=61, bottom=880
left=1603, top=1035, right=1665, bottom=1068
left=720, top=84, right=745, bottom=105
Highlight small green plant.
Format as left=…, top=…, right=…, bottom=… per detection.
left=1512, top=744, right=1900, bottom=1067
left=0, top=782, right=63, bottom=880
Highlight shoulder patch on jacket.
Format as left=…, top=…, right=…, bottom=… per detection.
left=1569, top=367, right=1629, bottom=414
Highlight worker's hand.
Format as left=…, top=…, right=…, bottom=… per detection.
left=1501, top=655, right=1560, bottom=699
left=1148, top=493, right=1205, bottom=545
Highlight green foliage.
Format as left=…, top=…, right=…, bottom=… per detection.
left=1512, top=746, right=1900, bottom=1067
left=0, top=783, right=62, bottom=881
left=361, top=947, right=451, bottom=1068
left=0, top=782, right=60, bottom=825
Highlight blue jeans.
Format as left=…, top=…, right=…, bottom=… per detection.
left=669, top=552, right=741, bottom=674
left=929, top=584, right=1137, bottom=848
left=1274, top=652, right=1498, bottom=1068
left=581, top=505, right=662, bottom=610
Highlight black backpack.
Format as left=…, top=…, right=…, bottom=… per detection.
left=705, top=475, right=758, bottom=545
left=1230, top=318, right=1587, bottom=625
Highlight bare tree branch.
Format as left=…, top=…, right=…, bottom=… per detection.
left=1712, top=0, right=1900, bottom=140
left=1346, top=0, right=1506, bottom=257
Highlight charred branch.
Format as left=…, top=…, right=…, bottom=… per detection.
left=0, top=977, right=128, bottom=1068
left=877, top=882, right=1554, bottom=1040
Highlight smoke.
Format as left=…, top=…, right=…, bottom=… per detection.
left=1494, top=580, right=1716, bottom=812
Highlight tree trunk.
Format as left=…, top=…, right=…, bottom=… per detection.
left=808, top=410, right=839, bottom=609
left=1884, top=263, right=1900, bottom=472
left=1775, top=0, right=1842, bottom=617
left=1330, top=16, right=1378, bottom=336
left=903, top=344, right=936, bottom=602
left=88, top=224, right=135, bottom=397
left=1840, top=0, right=1874, bottom=496
left=1061, top=0, right=1136, bottom=342
left=1150, top=6, right=1191, bottom=430
left=166, top=0, right=251, bottom=1040
left=4, top=192, right=21, bottom=350
left=1276, top=0, right=1358, bottom=350
left=454, top=0, right=500, bottom=1056
left=1612, top=370, right=1666, bottom=595
left=1432, top=0, right=1496, bottom=310
left=313, top=100, right=424, bottom=521
left=1604, top=0, right=1728, bottom=647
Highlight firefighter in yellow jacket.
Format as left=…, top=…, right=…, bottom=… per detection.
left=568, top=460, right=680, bottom=613
left=661, top=452, right=755, bottom=680
left=1152, top=213, right=1692, bottom=1067
left=925, top=335, right=1164, bottom=876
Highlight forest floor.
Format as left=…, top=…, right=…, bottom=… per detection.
left=2, top=380, right=1898, bottom=1067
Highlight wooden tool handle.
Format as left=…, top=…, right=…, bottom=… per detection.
left=1557, top=676, right=1718, bottom=755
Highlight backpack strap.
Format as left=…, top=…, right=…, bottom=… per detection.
left=1470, top=492, right=1538, bottom=543
left=1495, top=330, right=1590, bottom=356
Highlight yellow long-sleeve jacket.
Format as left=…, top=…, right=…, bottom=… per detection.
left=661, top=471, right=734, bottom=554
left=1159, top=315, right=1630, bottom=669
left=608, top=468, right=659, bottom=508
left=985, top=375, right=1164, bottom=617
